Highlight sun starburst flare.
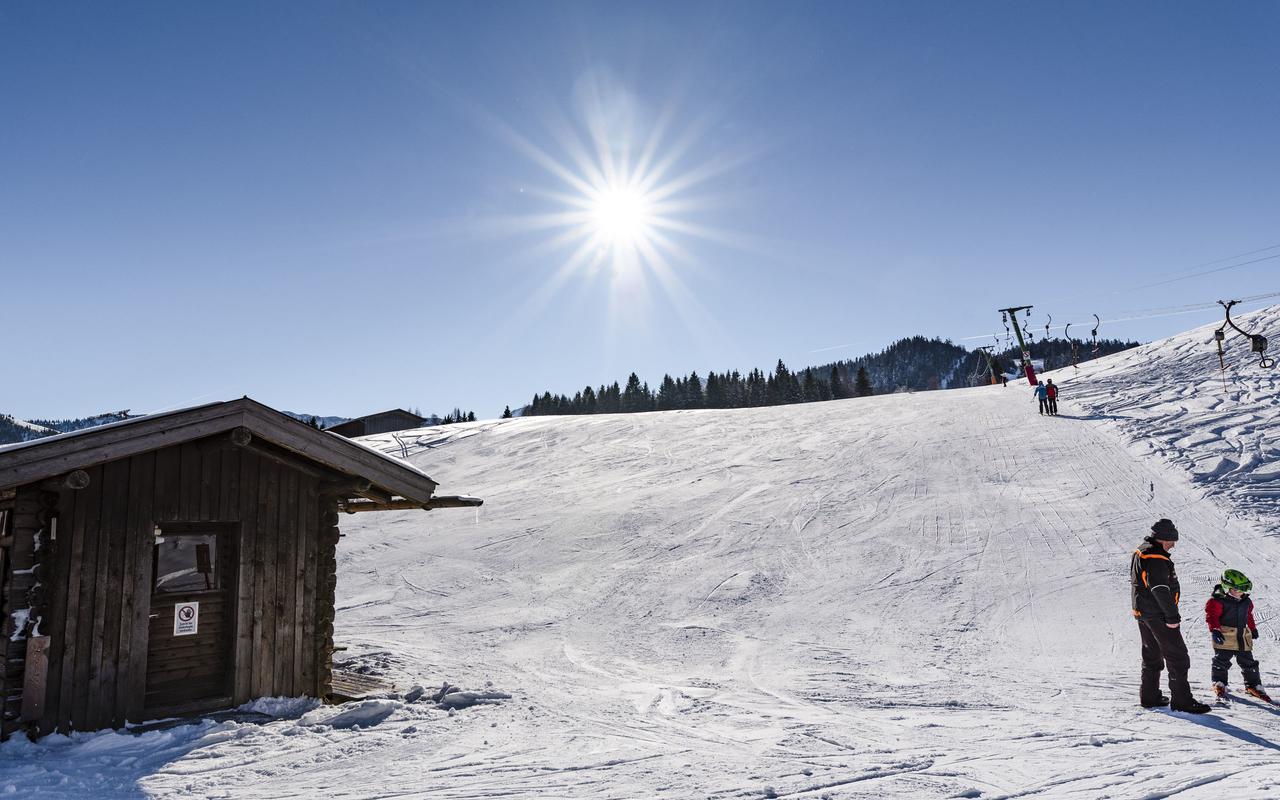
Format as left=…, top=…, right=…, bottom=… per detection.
left=478, top=71, right=759, bottom=333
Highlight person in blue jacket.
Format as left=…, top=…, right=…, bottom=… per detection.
left=1033, top=380, right=1049, bottom=415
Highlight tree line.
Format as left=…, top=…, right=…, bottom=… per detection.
left=523, top=360, right=874, bottom=416
left=518, top=335, right=1143, bottom=418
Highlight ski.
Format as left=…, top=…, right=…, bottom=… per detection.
left=1244, top=686, right=1276, bottom=705
left=1213, top=683, right=1232, bottom=707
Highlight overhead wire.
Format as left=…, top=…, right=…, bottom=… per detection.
left=1055, top=242, right=1280, bottom=305
left=961, top=290, right=1280, bottom=342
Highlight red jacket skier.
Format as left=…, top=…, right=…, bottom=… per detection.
left=1205, top=569, right=1270, bottom=702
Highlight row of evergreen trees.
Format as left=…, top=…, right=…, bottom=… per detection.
left=998, top=338, right=1139, bottom=373
left=523, top=361, right=874, bottom=417
left=518, top=335, right=1142, bottom=418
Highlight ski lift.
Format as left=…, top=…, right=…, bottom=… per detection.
left=1091, top=314, right=1101, bottom=358
left=997, top=305, right=1038, bottom=384
left=1217, top=300, right=1275, bottom=369
left=1044, top=314, right=1053, bottom=340
left=1064, top=322, right=1080, bottom=368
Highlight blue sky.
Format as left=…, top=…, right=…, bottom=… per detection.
left=3, top=1, right=1278, bottom=419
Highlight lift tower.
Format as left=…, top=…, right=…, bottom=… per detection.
left=998, top=305, right=1038, bottom=386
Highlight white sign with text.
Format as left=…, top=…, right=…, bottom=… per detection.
left=174, top=601, right=199, bottom=636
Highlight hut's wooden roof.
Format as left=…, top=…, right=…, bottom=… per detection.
left=0, top=398, right=439, bottom=503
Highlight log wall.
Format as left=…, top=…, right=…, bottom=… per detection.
left=27, top=438, right=333, bottom=736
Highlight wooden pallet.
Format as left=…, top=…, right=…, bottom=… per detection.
left=329, top=669, right=396, bottom=702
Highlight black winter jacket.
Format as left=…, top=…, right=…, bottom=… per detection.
left=1131, top=537, right=1181, bottom=624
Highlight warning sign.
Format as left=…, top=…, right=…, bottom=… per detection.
left=174, top=602, right=199, bottom=636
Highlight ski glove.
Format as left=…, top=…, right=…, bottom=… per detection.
left=1251, top=629, right=1259, bottom=640
left=1212, top=629, right=1225, bottom=646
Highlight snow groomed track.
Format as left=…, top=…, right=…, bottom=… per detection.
left=4, top=307, right=1280, bottom=799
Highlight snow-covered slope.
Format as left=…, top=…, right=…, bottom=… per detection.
left=1047, top=304, right=1280, bottom=530
left=6, top=309, right=1280, bottom=799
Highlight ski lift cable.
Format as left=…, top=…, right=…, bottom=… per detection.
left=1130, top=252, right=1280, bottom=292
left=1053, top=243, right=1280, bottom=305
left=961, top=290, right=1280, bottom=342
left=1146, top=242, right=1280, bottom=279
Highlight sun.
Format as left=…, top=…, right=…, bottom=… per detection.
left=481, top=71, right=754, bottom=328
left=590, top=185, right=652, bottom=248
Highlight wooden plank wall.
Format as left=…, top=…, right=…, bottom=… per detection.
left=0, top=487, right=55, bottom=740
left=38, top=440, right=327, bottom=735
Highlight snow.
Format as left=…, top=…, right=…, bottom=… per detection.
left=5, top=307, right=1280, bottom=797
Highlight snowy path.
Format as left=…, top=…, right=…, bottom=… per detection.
left=5, top=311, right=1280, bottom=798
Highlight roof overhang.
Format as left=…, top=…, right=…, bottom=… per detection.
left=0, top=398, right=440, bottom=504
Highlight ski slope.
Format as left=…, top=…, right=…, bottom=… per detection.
left=5, top=308, right=1280, bottom=799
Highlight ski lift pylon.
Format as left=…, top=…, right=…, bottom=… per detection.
left=1217, top=300, right=1275, bottom=370
left=996, top=305, right=1037, bottom=385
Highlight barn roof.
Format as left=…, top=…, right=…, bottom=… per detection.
left=0, top=398, right=439, bottom=503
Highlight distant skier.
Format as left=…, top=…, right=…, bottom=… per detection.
left=1206, top=569, right=1272, bottom=704
left=1045, top=379, right=1059, bottom=415
left=1001, top=374, right=1008, bottom=387
left=1130, top=519, right=1211, bottom=713
left=1033, top=380, right=1049, bottom=415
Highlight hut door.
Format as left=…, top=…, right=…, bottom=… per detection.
left=144, top=525, right=236, bottom=714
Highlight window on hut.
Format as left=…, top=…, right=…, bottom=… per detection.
left=153, top=533, right=219, bottom=593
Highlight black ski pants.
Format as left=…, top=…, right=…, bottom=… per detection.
left=1138, top=618, right=1194, bottom=704
left=1038, top=398, right=1049, bottom=414
left=1212, top=648, right=1262, bottom=688
left=1047, top=397, right=1058, bottom=415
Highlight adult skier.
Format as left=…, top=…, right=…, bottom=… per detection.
left=1045, top=379, right=1059, bottom=415
left=1033, top=380, right=1049, bottom=415
left=1130, top=519, right=1211, bottom=713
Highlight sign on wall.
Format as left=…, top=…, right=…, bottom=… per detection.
left=174, top=601, right=199, bottom=636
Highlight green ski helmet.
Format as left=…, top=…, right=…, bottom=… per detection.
left=1221, top=569, right=1253, bottom=593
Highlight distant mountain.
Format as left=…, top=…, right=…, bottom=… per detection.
left=0, top=410, right=137, bottom=445
left=0, top=414, right=59, bottom=445
left=282, top=411, right=351, bottom=429
left=812, top=336, right=974, bottom=394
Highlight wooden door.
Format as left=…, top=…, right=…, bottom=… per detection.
left=144, top=523, right=237, bottom=715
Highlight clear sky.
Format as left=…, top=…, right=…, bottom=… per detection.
left=4, top=1, right=1278, bottom=420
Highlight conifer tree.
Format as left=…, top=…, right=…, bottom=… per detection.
left=829, top=366, right=845, bottom=399
left=705, top=372, right=724, bottom=408
left=502, top=406, right=513, bottom=419
left=657, top=374, right=678, bottom=411
left=686, top=372, right=704, bottom=408
left=855, top=366, right=874, bottom=397
left=801, top=369, right=819, bottom=402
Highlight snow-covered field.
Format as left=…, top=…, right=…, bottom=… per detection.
left=5, top=307, right=1280, bottom=799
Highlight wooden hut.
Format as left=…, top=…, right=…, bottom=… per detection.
left=325, top=409, right=426, bottom=438
left=0, top=398, right=480, bottom=740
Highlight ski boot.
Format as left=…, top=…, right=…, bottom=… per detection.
left=1140, top=693, right=1169, bottom=708
left=1212, top=682, right=1230, bottom=705
left=1245, top=685, right=1274, bottom=704
left=1170, top=697, right=1212, bottom=714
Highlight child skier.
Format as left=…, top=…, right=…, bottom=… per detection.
left=1205, top=569, right=1272, bottom=703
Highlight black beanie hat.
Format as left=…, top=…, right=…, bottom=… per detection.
left=1151, top=518, right=1179, bottom=540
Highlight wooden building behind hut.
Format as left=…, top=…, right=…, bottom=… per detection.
left=0, top=398, right=479, bottom=740
left=325, top=409, right=426, bottom=439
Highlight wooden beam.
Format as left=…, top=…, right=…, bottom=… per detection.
left=38, top=470, right=90, bottom=492
left=319, top=478, right=371, bottom=496
left=340, top=495, right=484, bottom=514
left=239, top=439, right=333, bottom=480
left=356, top=485, right=394, bottom=504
